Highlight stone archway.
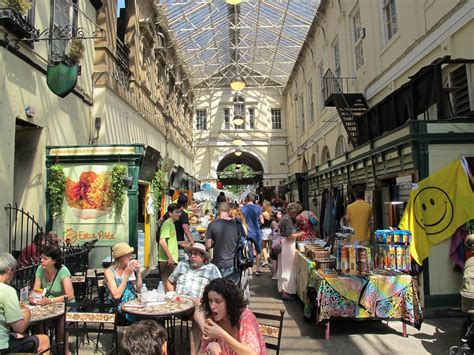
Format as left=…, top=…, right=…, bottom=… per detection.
left=216, top=149, right=265, bottom=185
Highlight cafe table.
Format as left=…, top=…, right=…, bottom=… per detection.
left=26, top=302, right=66, bottom=324
left=307, top=269, right=423, bottom=339
left=121, top=296, right=196, bottom=354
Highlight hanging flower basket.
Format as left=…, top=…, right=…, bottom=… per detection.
left=111, top=164, right=128, bottom=215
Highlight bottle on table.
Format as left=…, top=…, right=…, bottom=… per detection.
left=157, top=281, right=165, bottom=295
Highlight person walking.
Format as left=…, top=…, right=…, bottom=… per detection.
left=175, top=193, right=196, bottom=261
left=345, top=186, right=373, bottom=246
left=205, top=202, right=241, bottom=279
left=241, top=193, right=264, bottom=276
left=158, top=203, right=181, bottom=291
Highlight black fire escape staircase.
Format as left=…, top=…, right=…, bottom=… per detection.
left=323, top=69, right=369, bottom=147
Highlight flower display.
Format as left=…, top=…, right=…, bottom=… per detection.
left=65, top=171, right=113, bottom=211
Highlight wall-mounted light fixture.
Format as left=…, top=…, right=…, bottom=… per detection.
left=226, top=0, right=242, bottom=4
left=234, top=148, right=242, bottom=157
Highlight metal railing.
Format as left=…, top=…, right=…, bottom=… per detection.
left=323, top=69, right=356, bottom=103
left=116, top=38, right=131, bottom=76
left=5, top=203, right=43, bottom=262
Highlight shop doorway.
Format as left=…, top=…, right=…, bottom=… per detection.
left=13, top=119, right=43, bottom=214
left=137, top=183, right=152, bottom=268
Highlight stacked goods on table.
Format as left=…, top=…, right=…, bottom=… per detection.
left=336, top=245, right=373, bottom=274
left=373, top=230, right=412, bottom=272
left=305, top=245, right=336, bottom=274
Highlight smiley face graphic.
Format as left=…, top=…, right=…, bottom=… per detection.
left=413, top=187, right=454, bottom=235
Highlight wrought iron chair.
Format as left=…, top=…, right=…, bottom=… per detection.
left=66, top=298, right=120, bottom=355
left=254, top=309, right=285, bottom=355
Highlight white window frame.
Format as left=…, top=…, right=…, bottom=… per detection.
left=195, top=110, right=207, bottom=130
left=271, top=108, right=282, bottom=130
left=319, top=62, right=325, bottom=109
left=382, top=0, right=398, bottom=42
left=299, top=93, right=305, bottom=132
left=351, top=7, right=364, bottom=71
left=332, top=37, right=341, bottom=78
left=307, top=80, right=314, bottom=123
left=248, top=108, right=255, bottom=129
left=233, top=95, right=245, bottom=129
left=223, top=108, right=230, bottom=130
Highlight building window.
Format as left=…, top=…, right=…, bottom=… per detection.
left=335, top=136, right=346, bottom=157
left=319, top=62, right=325, bottom=109
left=196, top=110, right=207, bottom=130
left=271, top=108, right=282, bottom=130
left=27, top=0, right=36, bottom=26
left=383, top=0, right=398, bottom=41
left=352, top=7, right=364, bottom=70
left=248, top=108, right=255, bottom=129
left=50, top=0, right=78, bottom=63
left=307, top=81, right=314, bottom=123
left=299, top=94, right=305, bottom=132
left=332, top=38, right=341, bottom=78
left=233, top=95, right=245, bottom=129
left=223, top=108, right=230, bottom=129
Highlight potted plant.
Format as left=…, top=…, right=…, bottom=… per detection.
left=152, top=169, right=166, bottom=215
left=67, top=38, right=84, bottom=64
left=111, top=164, right=128, bottom=215
left=1, top=0, right=32, bottom=14
left=48, top=164, right=66, bottom=217
left=0, top=0, right=37, bottom=39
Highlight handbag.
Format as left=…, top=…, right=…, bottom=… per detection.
left=270, top=229, right=282, bottom=254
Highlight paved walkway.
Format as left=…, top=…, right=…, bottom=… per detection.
left=75, top=266, right=464, bottom=354
left=249, top=267, right=463, bottom=354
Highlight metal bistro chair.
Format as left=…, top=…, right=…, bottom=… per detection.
left=66, top=299, right=120, bottom=355
left=254, top=309, right=285, bottom=355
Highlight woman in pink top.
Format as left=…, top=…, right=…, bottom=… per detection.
left=199, top=278, right=266, bottom=355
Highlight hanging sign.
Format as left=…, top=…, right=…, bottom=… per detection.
left=47, top=63, right=78, bottom=98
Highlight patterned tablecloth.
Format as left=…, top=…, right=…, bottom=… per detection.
left=307, top=269, right=423, bottom=329
left=294, top=252, right=315, bottom=303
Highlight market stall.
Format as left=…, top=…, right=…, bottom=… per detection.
left=298, top=229, right=423, bottom=339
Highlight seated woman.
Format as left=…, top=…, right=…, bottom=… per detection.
left=29, top=244, right=75, bottom=354
left=104, top=242, right=142, bottom=321
left=199, top=278, right=266, bottom=355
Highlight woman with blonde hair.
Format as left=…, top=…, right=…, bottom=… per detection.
left=260, top=201, right=273, bottom=267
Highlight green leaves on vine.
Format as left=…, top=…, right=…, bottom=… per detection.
left=111, top=164, right=128, bottom=215
left=48, top=164, right=66, bottom=217
left=152, top=170, right=167, bottom=215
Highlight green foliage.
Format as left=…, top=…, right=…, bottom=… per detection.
left=152, top=170, right=167, bottom=215
left=2, top=0, right=32, bottom=14
left=111, top=164, right=127, bottom=215
left=68, top=38, right=85, bottom=63
left=48, top=164, right=66, bottom=217
left=221, top=164, right=255, bottom=197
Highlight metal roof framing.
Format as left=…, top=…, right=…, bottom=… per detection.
left=157, top=0, right=319, bottom=89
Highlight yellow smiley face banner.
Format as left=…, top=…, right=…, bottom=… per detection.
left=399, top=159, right=474, bottom=265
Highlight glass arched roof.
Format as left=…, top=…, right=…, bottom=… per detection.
left=157, top=0, right=319, bottom=89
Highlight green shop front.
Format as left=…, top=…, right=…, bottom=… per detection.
left=46, top=145, right=160, bottom=268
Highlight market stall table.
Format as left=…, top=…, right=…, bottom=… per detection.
left=307, top=269, right=423, bottom=339
left=121, top=296, right=196, bottom=354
